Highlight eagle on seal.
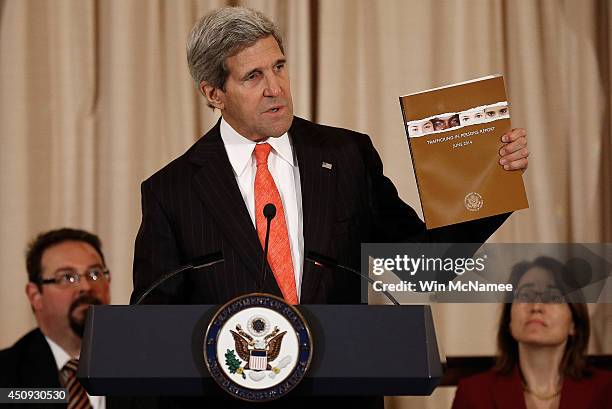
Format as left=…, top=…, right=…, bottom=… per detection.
left=230, top=325, right=287, bottom=371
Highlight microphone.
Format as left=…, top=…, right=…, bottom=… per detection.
left=306, top=251, right=400, bottom=306
left=259, top=203, right=276, bottom=292
left=134, top=252, right=224, bottom=305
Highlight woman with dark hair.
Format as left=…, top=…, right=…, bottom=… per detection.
left=452, top=257, right=612, bottom=409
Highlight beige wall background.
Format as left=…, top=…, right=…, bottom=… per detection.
left=1, top=0, right=610, bottom=407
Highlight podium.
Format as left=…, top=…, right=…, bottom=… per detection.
left=78, top=305, right=442, bottom=397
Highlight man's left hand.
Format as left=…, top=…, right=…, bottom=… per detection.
left=499, top=128, right=528, bottom=171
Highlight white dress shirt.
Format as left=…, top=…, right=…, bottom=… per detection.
left=220, top=118, right=304, bottom=300
left=45, top=336, right=105, bottom=409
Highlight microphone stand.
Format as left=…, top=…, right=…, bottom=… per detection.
left=259, top=203, right=276, bottom=292
left=306, top=251, right=400, bottom=306
left=134, top=252, right=223, bottom=305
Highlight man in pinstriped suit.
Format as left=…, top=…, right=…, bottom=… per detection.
left=129, top=7, right=529, bottom=408
left=131, top=6, right=529, bottom=306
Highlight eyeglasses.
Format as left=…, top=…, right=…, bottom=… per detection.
left=39, top=267, right=110, bottom=287
left=514, top=289, right=566, bottom=304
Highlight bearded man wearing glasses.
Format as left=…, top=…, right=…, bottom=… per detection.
left=0, top=228, right=115, bottom=409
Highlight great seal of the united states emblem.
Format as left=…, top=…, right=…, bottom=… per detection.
left=464, top=192, right=484, bottom=211
left=204, top=293, right=313, bottom=402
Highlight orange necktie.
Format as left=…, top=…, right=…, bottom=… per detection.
left=254, top=143, right=298, bottom=304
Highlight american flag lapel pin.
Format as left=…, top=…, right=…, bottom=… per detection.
left=322, top=162, right=333, bottom=170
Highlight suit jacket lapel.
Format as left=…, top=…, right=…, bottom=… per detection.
left=559, top=375, right=591, bottom=409
left=189, top=121, right=282, bottom=296
left=492, top=367, right=527, bottom=409
left=22, top=329, right=62, bottom=387
left=492, top=366, right=593, bottom=409
left=290, top=118, right=336, bottom=303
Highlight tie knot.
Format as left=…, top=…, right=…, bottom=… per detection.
left=62, top=359, right=79, bottom=374
left=254, top=143, right=272, bottom=166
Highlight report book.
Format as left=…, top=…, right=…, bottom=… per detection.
left=399, top=75, right=529, bottom=229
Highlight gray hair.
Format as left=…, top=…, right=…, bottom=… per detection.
left=186, top=7, right=284, bottom=102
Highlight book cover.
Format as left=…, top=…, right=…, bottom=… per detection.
left=399, top=75, right=529, bottom=229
